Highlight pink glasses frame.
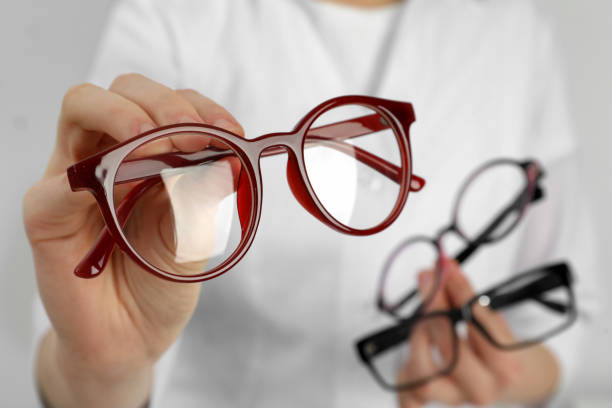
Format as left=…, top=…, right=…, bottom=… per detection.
left=67, top=95, right=425, bottom=282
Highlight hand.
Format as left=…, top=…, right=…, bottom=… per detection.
left=23, top=73, right=244, bottom=408
left=397, top=261, right=560, bottom=407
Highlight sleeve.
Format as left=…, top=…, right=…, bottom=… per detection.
left=512, top=13, right=602, bottom=407
left=32, top=1, right=183, bottom=406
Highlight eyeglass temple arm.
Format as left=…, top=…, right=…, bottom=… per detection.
left=113, top=114, right=426, bottom=190
left=486, top=263, right=571, bottom=314
left=381, top=184, right=545, bottom=315
left=369, top=265, right=570, bottom=356
left=359, top=267, right=570, bottom=376
left=73, top=176, right=160, bottom=277
left=355, top=318, right=415, bottom=362
left=114, top=147, right=231, bottom=184
left=75, top=114, right=424, bottom=278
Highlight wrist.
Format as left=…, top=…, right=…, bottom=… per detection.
left=37, top=330, right=153, bottom=408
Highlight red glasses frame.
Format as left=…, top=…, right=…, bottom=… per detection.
left=67, top=95, right=425, bottom=282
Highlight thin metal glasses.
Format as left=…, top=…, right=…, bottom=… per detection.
left=356, top=262, right=576, bottom=391
left=67, top=95, right=425, bottom=282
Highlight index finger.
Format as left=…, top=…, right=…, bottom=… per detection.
left=177, top=89, right=244, bottom=137
left=444, top=266, right=522, bottom=387
left=51, top=83, right=157, bottom=175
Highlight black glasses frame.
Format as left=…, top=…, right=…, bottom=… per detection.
left=357, top=262, right=577, bottom=391
left=377, top=158, right=545, bottom=318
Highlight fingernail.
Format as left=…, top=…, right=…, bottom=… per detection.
left=139, top=123, right=155, bottom=135
left=213, top=118, right=242, bottom=135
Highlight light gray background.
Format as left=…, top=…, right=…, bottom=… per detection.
left=0, top=0, right=610, bottom=406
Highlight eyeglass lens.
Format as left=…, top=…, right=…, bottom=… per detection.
left=370, top=314, right=455, bottom=389
left=304, top=104, right=402, bottom=230
left=371, top=268, right=573, bottom=389
left=113, top=132, right=246, bottom=276
left=454, top=161, right=529, bottom=243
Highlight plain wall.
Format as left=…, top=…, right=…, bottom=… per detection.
left=0, top=0, right=610, bottom=405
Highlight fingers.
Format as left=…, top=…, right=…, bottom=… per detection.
left=110, top=74, right=246, bottom=155
left=417, top=267, right=445, bottom=312
left=402, top=379, right=464, bottom=406
left=409, top=378, right=464, bottom=406
left=397, top=302, right=465, bottom=406
left=401, top=323, right=465, bottom=405
left=399, top=395, right=421, bottom=408
left=403, top=262, right=524, bottom=406
left=177, top=89, right=244, bottom=136
left=417, top=269, right=455, bottom=361
left=110, top=74, right=244, bottom=134
left=56, top=82, right=156, bottom=167
left=110, top=74, right=202, bottom=125
left=398, top=320, right=436, bottom=385
left=61, top=82, right=155, bottom=140
left=445, top=267, right=522, bottom=388
left=398, top=267, right=465, bottom=405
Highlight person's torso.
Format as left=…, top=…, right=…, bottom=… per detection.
left=146, top=1, right=548, bottom=406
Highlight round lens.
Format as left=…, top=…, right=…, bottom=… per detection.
left=370, top=315, right=455, bottom=389
left=472, top=269, right=573, bottom=347
left=113, top=132, right=250, bottom=277
left=454, top=161, right=528, bottom=243
left=303, top=104, right=403, bottom=230
left=379, top=238, right=440, bottom=317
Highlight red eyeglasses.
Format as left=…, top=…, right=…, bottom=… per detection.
left=67, top=95, right=426, bottom=282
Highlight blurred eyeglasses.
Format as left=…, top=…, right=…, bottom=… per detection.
left=356, top=262, right=577, bottom=391
left=376, top=158, right=545, bottom=319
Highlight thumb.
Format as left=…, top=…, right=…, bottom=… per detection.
left=441, top=260, right=474, bottom=308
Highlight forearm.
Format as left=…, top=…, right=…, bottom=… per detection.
left=36, top=329, right=152, bottom=408
left=502, top=344, right=560, bottom=405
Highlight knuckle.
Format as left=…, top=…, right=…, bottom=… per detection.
left=154, top=91, right=198, bottom=124
left=110, top=72, right=144, bottom=90
left=176, top=88, right=200, bottom=98
left=62, top=83, right=93, bottom=110
left=165, top=109, right=196, bottom=124
left=107, top=107, right=146, bottom=137
left=205, top=107, right=230, bottom=122
left=207, top=110, right=244, bottom=135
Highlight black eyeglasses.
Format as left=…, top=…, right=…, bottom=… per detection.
left=356, top=262, right=577, bottom=391
left=376, top=158, right=545, bottom=319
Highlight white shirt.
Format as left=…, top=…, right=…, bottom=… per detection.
left=34, top=0, right=599, bottom=406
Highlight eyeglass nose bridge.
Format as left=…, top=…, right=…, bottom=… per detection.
left=252, top=131, right=305, bottom=159
left=251, top=133, right=335, bottom=229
